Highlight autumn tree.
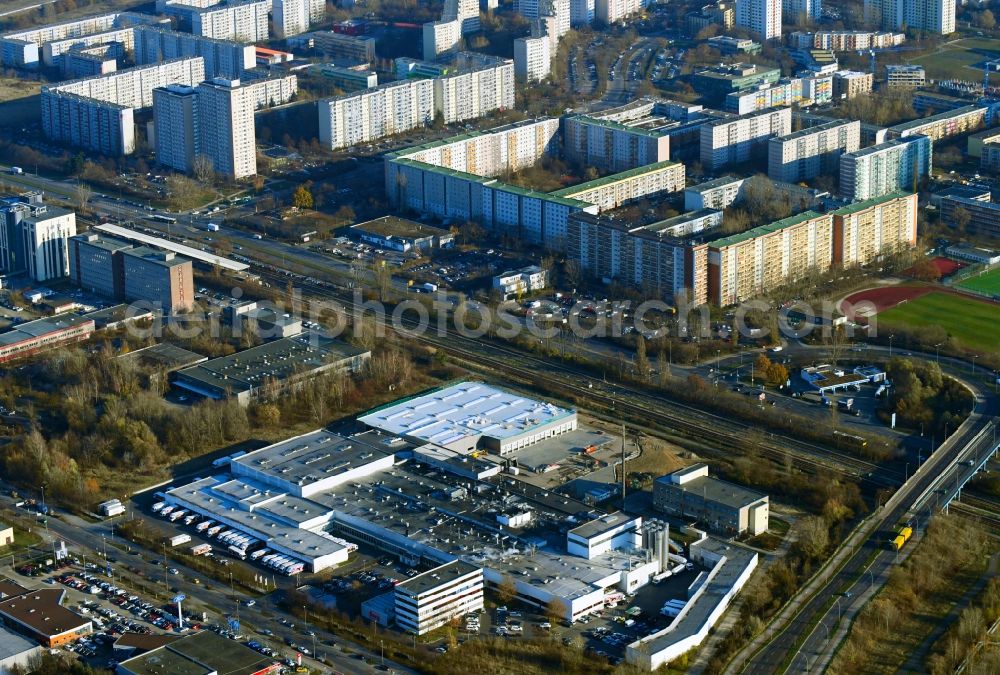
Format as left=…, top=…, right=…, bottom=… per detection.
left=545, top=597, right=568, bottom=624
left=292, top=184, right=314, bottom=209
left=765, top=362, right=789, bottom=387
left=635, top=335, right=651, bottom=381
left=496, top=574, right=517, bottom=604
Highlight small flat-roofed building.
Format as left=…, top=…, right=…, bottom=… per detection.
left=360, top=591, right=395, bottom=627
left=945, top=244, right=1000, bottom=266
left=928, top=184, right=992, bottom=209
left=348, top=216, right=454, bottom=253
left=0, top=624, right=43, bottom=673
left=567, top=512, right=642, bottom=560
left=967, top=128, right=1000, bottom=158
left=886, top=64, right=925, bottom=88
left=492, top=265, right=549, bottom=299
left=0, top=589, right=92, bottom=647
left=0, top=523, right=12, bottom=548
left=394, top=560, right=484, bottom=635
left=172, top=334, right=370, bottom=405
left=118, top=343, right=207, bottom=372
left=653, top=464, right=768, bottom=536
left=116, top=629, right=280, bottom=675
left=358, top=381, right=578, bottom=455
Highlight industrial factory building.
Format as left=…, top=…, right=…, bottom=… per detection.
left=653, top=464, right=769, bottom=536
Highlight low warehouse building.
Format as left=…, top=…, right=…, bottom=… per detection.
left=173, top=333, right=370, bottom=405
left=358, top=381, right=577, bottom=455
left=349, top=216, right=454, bottom=253
left=0, top=589, right=92, bottom=647
left=653, top=464, right=769, bottom=536
left=116, top=629, right=280, bottom=675
left=0, top=624, right=43, bottom=673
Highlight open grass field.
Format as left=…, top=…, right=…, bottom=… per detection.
left=956, top=266, right=1000, bottom=296
left=909, top=37, right=1000, bottom=80
left=877, top=290, right=1000, bottom=354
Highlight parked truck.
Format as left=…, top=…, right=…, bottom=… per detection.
left=204, top=222, right=220, bottom=232
left=168, top=534, right=192, bottom=547
left=190, top=543, right=212, bottom=556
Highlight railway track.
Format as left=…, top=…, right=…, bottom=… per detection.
left=248, top=265, right=899, bottom=488
left=954, top=495, right=1000, bottom=531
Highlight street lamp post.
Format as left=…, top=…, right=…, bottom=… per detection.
left=888, top=334, right=894, bottom=359
left=935, top=343, right=941, bottom=364
left=972, top=355, right=979, bottom=375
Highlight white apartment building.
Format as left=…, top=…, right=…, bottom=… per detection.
left=41, top=57, right=205, bottom=155
left=443, top=0, right=481, bottom=34
left=549, top=0, right=571, bottom=38
left=394, top=561, right=484, bottom=635
left=700, top=107, right=792, bottom=171
left=865, top=0, right=955, bottom=35
left=768, top=119, right=860, bottom=183
left=434, top=56, right=515, bottom=124
left=735, top=0, right=781, bottom=41
left=563, top=113, right=671, bottom=173
left=21, top=207, right=78, bottom=282
left=423, top=20, right=461, bottom=61
left=596, top=0, right=649, bottom=24
left=0, top=11, right=158, bottom=67
left=134, top=26, right=255, bottom=80
left=782, top=0, right=820, bottom=22
left=153, top=84, right=198, bottom=174
left=571, top=0, right=595, bottom=24
left=195, top=78, right=257, bottom=179
left=839, top=136, right=932, bottom=202
left=514, top=34, right=551, bottom=82
left=274, top=0, right=326, bottom=38
left=191, top=0, right=269, bottom=43
left=318, top=79, right=435, bottom=150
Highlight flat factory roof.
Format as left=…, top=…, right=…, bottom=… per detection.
left=654, top=474, right=767, bottom=510
left=358, top=381, right=575, bottom=447
left=118, top=343, right=207, bottom=372
left=0, top=313, right=92, bottom=347
left=174, top=333, right=367, bottom=397
left=350, top=215, right=450, bottom=240
left=0, top=624, right=38, bottom=661
left=117, top=630, right=274, bottom=675
left=94, top=224, right=249, bottom=272
left=232, top=428, right=400, bottom=488
left=0, top=589, right=90, bottom=637
left=569, top=512, right=637, bottom=540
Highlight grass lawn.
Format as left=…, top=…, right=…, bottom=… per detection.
left=877, top=291, right=1000, bottom=355
left=956, top=267, right=1000, bottom=296
left=909, top=37, right=1000, bottom=80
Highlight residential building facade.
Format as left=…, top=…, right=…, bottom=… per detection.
left=514, top=34, right=551, bottom=82
left=700, top=107, right=792, bottom=171
left=831, top=191, right=918, bottom=267
left=735, top=0, right=781, bottom=41
left=768, top=119, right=860, bottom=183
left=839, top=136, right=932, bottom=201
left=866, top=0, right=955, bottom=35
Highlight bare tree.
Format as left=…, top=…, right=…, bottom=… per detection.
left=372, top=258, right=392, bottom=302
left=75, top=182, right=93, bottom=212
left=193, top=154, right=215, bottom=184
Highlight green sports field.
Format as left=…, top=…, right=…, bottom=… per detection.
left=909, top=38, right=1000, bottom=81
left=877, top=291, right=1000, bottom=355
left=956, top=267, right=1000, bottom=296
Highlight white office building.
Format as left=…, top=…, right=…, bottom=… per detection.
left=735, top=0, right=781, bottom=41
left=839, top=136, right=932, bottom=202
left=21, top=207, right=78, bottom=282
left=700, top=107, right=792, bottom=172
left=319, top=78, right=436, bottom=150
left=865, top=0, right=955, bottom=35
left=782, top=0, right=820, bottom=22
left=394, top=561, right=485, bottom=635
left=768, top=119, right=860, bottom=183
left=423, top=20, right=462, bottom=61
left=190, top=0, right=269, bottom=43
left=514, top=34, right=551, bottom=82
